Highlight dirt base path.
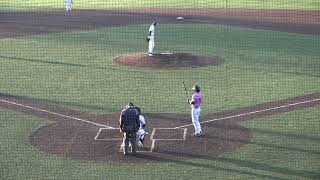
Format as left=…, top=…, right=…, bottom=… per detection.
left=0, top=93, right=319, bottom=163
left=0, top=8, right=319, bottom=38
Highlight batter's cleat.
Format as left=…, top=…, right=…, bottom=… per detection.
left=192, top=131, right=202, bottom=137
left=145, top=132, right=149, bottom=135
left=196, top=131, right=203, bottom=137
left=148, top=53, right=153, bottom=57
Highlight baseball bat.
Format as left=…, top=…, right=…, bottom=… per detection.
left=182, top=81, right=189, bottom=101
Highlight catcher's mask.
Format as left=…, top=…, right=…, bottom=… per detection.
left=135, top=107, right=141, bottom=114
left=126, top=102, right=134, bottom=109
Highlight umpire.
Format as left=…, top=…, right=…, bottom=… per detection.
left=119, top=103, right=140, bottom=155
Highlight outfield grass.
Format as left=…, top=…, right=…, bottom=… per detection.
left=0, top=106, right=319, bottom=179
left=0, top=24, right=319, bottom=114
left=0, top=0, right=319, bottom=10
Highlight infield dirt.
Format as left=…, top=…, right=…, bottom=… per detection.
left=0, top=8, right=319, bottom=163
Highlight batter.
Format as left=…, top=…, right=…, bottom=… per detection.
left=189, top=84, right=203, bottom=136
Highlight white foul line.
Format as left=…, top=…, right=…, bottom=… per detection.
left=0, top=99, right=115, bottom=129
left=175, top=98, right=320, bottom=129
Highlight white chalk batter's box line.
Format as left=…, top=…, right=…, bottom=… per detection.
left=150, top=128, right=187, bottom=152
left=150, top=128, right=188, bottom=140
left=94, top=128, right=122, bottom=141
left=94, top=128, right=151, bottom=153
left=94, top=127, right=188, bottom=141
left=96, top=127, right=187, bottom=152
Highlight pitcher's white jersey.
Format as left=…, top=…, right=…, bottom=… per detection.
left=149, top=24, right=155, bottom=37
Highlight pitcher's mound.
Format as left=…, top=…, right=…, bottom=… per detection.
left=113, top=52, right=220, bottom=69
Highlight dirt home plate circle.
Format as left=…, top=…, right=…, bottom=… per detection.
left=30, top=112, right=251, bottom=163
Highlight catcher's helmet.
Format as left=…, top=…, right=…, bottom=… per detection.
left=192, top=84, right=200, bottom=92
left=135, top=106, right=141, bottom=114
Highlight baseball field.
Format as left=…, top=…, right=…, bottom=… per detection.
left=0, top=1, right=320, bottom=179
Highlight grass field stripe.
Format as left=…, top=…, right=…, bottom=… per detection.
left=0, top=99, right=115, bottom=129
left=175, top=98, right=320, bottom=129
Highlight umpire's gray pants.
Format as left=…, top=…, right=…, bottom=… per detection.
left=123, top=131, right=137, bottom=153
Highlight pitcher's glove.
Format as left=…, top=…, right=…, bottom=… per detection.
left=146, top=37, right=150, bottom=42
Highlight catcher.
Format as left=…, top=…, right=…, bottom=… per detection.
left=135, top=107, right=148, bottom=148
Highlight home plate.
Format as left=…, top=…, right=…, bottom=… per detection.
left=176, top=16, right=184, bottom=20
left=119, top=142, right=150, bottom=153
left=161, top=52, right=173, bottom=55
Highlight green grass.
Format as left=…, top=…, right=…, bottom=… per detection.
left=1, top=106, right=319, bottom=179
left=0, top=0, right=319, bottom=10
left=0, top=10, right=319, bottom=180
left=0, top=24, right=319, bottom=114
left=237, top=107, right=320, bottom=179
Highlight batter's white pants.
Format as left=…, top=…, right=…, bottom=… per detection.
left=148, top=36, right=155, bottom=55
left=192, top=107, right=202, bottom=133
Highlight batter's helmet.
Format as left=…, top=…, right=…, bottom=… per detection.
left=192, top=84, right=200, bottom=92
